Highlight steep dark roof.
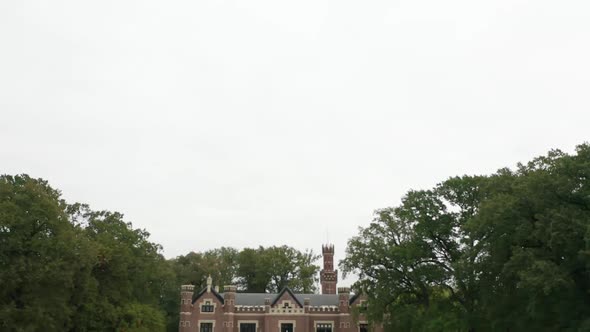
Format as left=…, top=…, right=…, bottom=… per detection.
left=218, top=291, right=347, bottom=306
left=348, top=293, right=361, bottom=305
left=295, top=293, right=340, bottom=306
left=271, top=287, right=303, bottom=307
left=232, top=293, right=269, bottom=305
left=189, top=284, right=359, bottom=307
left=192, top=287, right=225, bottom=305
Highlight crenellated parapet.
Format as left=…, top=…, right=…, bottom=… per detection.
left=309, top=306, right=339, bottom=312
left=223, top=285, right=237, bottom=292
left=179, top=285, right=195, bottom=331
left=181, top=285, right=195, bottom=291
left=235, top=305, right=266, bottom=313
left=322, top=244, right=334, bottom=254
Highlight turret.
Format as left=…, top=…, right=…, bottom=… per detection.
left=265, top=297, right=271, bottom=313
left=223, top=285, right=237, bottom=332
left=338, top=287, right=350, bottom=313
left=180, top=284, right=194, bottom=313
left=322, top=244, right=334, bottom=269
left=223, top=285, right=237, bottom=312
left=179, top=284, right=194, bottom=331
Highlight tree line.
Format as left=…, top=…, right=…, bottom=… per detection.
left=340, top=143, right=590, bottom=331
left=172, top=246, right=319, bottom=294
left=0, top=175, right=319, bottom=331
left=2, top=143, right=590, bottom=331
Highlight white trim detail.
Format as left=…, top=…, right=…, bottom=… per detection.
left=270, top=300, right=305, bottom=315
left=198, top=319, right=216, bottom=332
left=198, top=299, right=217, bottom=314
left=358, top=321, right=369, bottom=332
left=278, top=320, right=296, bottom=332
left=238, top=320, right=259, bottom=332
left=314, top=320, right=335, bottom=332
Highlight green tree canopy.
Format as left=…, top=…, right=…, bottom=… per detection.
left=171, top=247, right=239, bottom=290
left=0, top=175, right=174, bottom=332
left=0, top=174, right=322, bottom=332
left=0, top=175, right=93, bottom=331
left=341, top=144, right=590, bottom=331
left=173, top=245, right=320, bottom=294
left=250, top=245, right=320, bottom=293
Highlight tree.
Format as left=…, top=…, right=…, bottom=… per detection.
left=475, top=146, right=590, bottom=331
left=0, top=174, right=175, bottom=332
left=341, top=176, right=487, bottom=331
left=341, top=143, right=590, bottom=331
left=69, top=205, right=174, bottom=331
left=0, top=175, right=94, bottom=331
left=173, top=245, right=320, bottom=294
left=236, top=246, right=320, bottom=293
left=172, top=247, right=239, bottom=290
left=202, top=247, right=239, bottom=288
left=236, top=247, right=269, bottom=292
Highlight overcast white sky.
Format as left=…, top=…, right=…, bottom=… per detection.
left=1, top=0, right=589, bottom=285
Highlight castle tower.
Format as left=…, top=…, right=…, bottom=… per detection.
left=223, top=285, right=237, bottom=332
left=338, top=287, right=350, bottom=313
left=179, top=284, right=194, bottom=332
left=320, top=244, right=338, bottom=294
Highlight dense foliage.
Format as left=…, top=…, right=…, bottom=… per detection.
left=341, top=144, right=590, bottom=331
left=4, top=143, right=589, bottom=331
left=170, top=245, right=319, bottom=294
left=0, top=175, right=319, bottom=332
left=235, top=246, right=319, bottom=293
left=0, top=175, right=175, bottom=331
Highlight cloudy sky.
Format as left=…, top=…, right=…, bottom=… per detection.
left=1, top=0, right=589, bottom=284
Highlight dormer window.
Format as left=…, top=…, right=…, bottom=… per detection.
left=201, top=300, right=215, bottom=312
left=358, top=300, right=368, bottom=312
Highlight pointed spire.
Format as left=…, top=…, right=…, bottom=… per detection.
left=206, top=274, right=212, bottom=292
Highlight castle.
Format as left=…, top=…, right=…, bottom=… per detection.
left=178, top=244, right=383, bottom=332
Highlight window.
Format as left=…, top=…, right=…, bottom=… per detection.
left=281, top=323, right=293, bottom=332
left=200, top=322, right=213, bottom=332
left=316, top=323, right=332, bottom=332
left=201, top=300, right=214, bottom=312
left=358, top=300, right=368, bottom=312
left=359, top=324, right=368, bottom=332
left=201, top=304, right=214, bottom=312
left=240, top=323, right=256, bottom=332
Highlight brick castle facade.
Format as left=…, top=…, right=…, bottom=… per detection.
left=179, top=244, right=383, bottom=332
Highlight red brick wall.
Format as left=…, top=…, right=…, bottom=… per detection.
left=188, top=293, right=225, bottom=332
